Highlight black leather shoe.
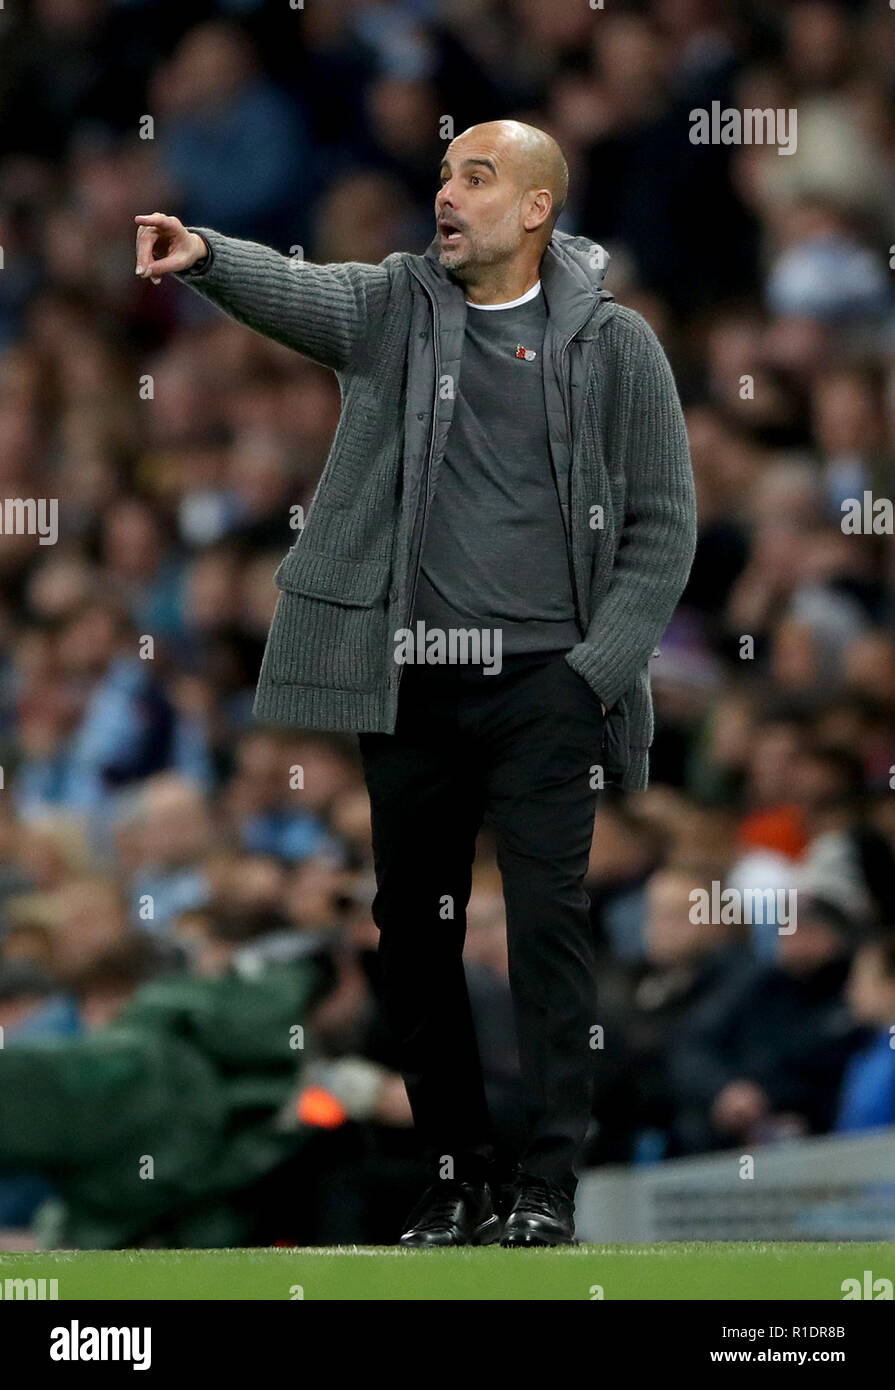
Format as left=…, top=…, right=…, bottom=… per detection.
left=500, top=1174, right=577, bottom=1247
left=399, top=1180, right=501, bottom=1247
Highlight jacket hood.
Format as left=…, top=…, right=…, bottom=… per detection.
left=416, top=227, right=614, bottom=332
left=544, top=229, right=611, bottom=292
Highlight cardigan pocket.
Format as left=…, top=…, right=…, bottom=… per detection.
left=268, top=548, right=392, bottom=691
left=273, top=546, right=392, bottom=605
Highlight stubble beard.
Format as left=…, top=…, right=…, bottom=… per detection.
left=438, top=210, right=523, bottom=284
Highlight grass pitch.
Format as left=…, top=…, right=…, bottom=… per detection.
left=1, top=1242, right=892, bottom=1300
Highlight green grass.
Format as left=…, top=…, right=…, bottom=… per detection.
left=1, top=1243, right=893, bottom=1300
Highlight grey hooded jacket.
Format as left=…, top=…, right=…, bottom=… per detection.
left=177, top=227, right=697, bottom=790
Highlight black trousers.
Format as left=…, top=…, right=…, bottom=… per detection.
left=358, top=648, right=604, bottom=1198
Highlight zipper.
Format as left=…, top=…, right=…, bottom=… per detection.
left=398, top=271, right=441, bottom=694
left=557, top=294, right=616, bottom=637
left=556, top=309, right=595, bottom=638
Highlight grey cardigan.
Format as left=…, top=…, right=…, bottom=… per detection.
left=177, top=227, right=697, bottom=790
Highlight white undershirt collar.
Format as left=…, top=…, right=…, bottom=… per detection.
left=465, top=280, right=542, bottom=311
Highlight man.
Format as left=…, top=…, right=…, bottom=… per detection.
left=667, top=897, right=863, bottom=1154
left=135, top=119, right=697, bottom=1246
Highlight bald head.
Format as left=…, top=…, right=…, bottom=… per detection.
left=462, top=120, right=569, bottom=228
left=435, top=119, right=570, bottom=296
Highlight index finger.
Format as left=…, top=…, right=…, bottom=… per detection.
left=133, top=213, right=180, bottom=231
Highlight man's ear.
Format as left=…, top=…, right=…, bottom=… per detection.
left=523, top=189, right=552, bottom=232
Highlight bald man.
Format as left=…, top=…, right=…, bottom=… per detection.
left=135, top=120, right=696, bottom=1247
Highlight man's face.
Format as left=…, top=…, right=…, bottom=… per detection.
left=777, top=918, right=842, bottom=975
left=434, top=132, right=528, bottom=278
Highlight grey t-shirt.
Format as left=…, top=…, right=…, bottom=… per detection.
left=412, top=282, right=580, bottom=656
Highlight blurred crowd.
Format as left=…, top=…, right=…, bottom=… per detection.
left=1, top=0, right=895, bottom=1247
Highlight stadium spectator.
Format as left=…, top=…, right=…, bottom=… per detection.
left=835, top=933, right=895, bottom=1132
left=667, top=896, right=865, bottom=1153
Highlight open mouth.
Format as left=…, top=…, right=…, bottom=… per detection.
left=438, top=219, right=464, bottom=244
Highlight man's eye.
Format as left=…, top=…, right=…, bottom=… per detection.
left=470, top=176, right=482, bottom=186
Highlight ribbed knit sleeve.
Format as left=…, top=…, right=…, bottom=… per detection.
left=566, top=310, right=697, bottom=711
left=175, top=228, right=392, bottom=372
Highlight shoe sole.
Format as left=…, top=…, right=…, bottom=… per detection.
left=500, top=1221, right=577, bottom=1248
